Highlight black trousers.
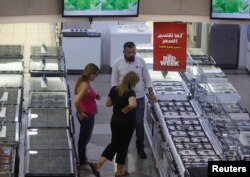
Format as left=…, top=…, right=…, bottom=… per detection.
left=77, top=114, right=95, bottom=165
left=102, top=114, right=135, bottom=164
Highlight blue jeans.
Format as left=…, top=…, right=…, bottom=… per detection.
left=136, top=97, right=145, bottom=151
left=77, top=113, right=95, bottom=165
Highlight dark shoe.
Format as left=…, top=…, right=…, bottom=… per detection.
left=89, top=163, right=100, bottom=177
left=138, top=150, right=147, bottom=159
left=115, top=171, right=129, bottom=177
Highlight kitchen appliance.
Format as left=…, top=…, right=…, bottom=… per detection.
left=26, top=128, right=72, bottom=150
left=187, top=48, right=216, bottom=66
left=29, top=77, right=67, bottom=92
left=0, top=146, right=17, bottom=177
left=207, top=82, right=240, bottom=103
left=198, top=66, right=228, bottom=83
left=152, top=81, right=190, bottom=100
left=0, top=105, right=20, bottom=122
left=0, top=59, right=23, bottom=74
left=0, top=88, right=22, bottom=105
left=157, top=100, right=201, bottom=118
left=29, top=92, right=68, bottom=108
left=29, top=57, right=65, bottom=76
left=25, top=149, right=74, bottom=177
left=0, top=45, right=23, bottom=59
left=27, top=108, right=70, bottom=128
left=0, top=75, right=23, bottom=88
left=0, top=122, right=19, bottom=144
left=30, top=46, right=62, bottom=59
left=222, top=102, right=249, bottom=120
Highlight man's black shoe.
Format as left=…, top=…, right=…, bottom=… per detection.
left=138, top=150, right=147, bottom=159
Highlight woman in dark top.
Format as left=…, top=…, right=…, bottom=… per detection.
left=90, top=71, right=139, bottom=177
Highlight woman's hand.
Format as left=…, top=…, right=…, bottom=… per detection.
left=121, top=106, right=130, bottom=114
left=77, top=112, right=88, bottom=120
left=96, top=94, right=101, bottom=100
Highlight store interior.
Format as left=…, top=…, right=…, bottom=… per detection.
left=1, top=1, right=250, bottom=177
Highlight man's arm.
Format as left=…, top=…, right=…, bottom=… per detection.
left=141, top=58, right=157, bottom=103
left=111, top=61, right=119, bottom=87
left=141, top=58, right=153, bottom=88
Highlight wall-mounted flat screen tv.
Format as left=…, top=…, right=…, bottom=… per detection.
left=210, top=0, right=250, bottom=20
left=63, top=0, right=140, bottom=17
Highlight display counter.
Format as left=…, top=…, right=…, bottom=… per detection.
left=144, top=48, right=250, bottom=177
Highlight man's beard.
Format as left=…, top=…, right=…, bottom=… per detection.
left=126, top=56, right=135, bottom=62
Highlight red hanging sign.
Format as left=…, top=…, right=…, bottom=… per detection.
left=153, top=22, right=187, bottom=72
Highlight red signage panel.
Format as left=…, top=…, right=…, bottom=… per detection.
left=153, top=22, right=187, bottom=72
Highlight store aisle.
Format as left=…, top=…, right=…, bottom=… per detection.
left=67, top=70, right=250, bottom=177
left=67, top=74, right=160, bottom=177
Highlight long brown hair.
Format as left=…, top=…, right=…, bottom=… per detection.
left=74, top=63, right=100, bottom=94
left=117, top=71, right=139, bottom=96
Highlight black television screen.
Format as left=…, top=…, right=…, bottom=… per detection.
left=63, top=0, right=140, bottom=17
left=210, top=0, right=250, bottom=20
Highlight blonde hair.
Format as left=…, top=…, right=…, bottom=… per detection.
left=117, top=71, right=139, bottom=96
left=74, top=63, right=99, bottom=94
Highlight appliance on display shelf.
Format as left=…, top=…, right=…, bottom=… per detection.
left=62, top=30, right=101, bottom=72
left=0, top=105, right=20, bottom=122
left=0, top=87, right=22, bottom=105
left=210, top=0, right=250, bottom=20
left=29, top=92, right=68, bottom=108
left=156, top=100, right=201, bottom=118
left=29, top=77, right=68, bottom=92
left=198, top=65, right=228, bottom=83
left=29, top=58, right=66, bottom=77
left=0, top=146, right=17, bottom=177
left=222, top=102, right=250, bottom=120
left=187, top=48, right=216, bottom=66
left=27, top=108, right=70, bottom=128
left=0, top=122, right=19, bottom=144
left=0, top=45, right=23, bottom=59
left=152, top=81, right=190, bottom=100
left=26, top=128, right=72, bottom=150
left=30, top=45, right=63, bottom=59
left=25, top=149, right=75, bottom=177
left=61, top=28, right=101, bottom=37
left=207, top=82, right=241, bottom=103
left=207, top=118, right=243, bottom=161
left=62, top=0, right=140, bottom=17
left=0, top=75, right=23, bottom=88
left=0, top=59, right=23, bottom=73
left=184, top=65, right=228, bottom=84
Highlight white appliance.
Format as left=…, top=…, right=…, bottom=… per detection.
left=62, top=29, right=101, bottom=71
left=109, top=24, right=151, bottom=67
